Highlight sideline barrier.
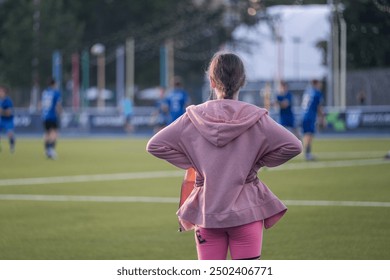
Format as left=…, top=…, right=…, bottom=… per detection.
left=13, top=107, right=156, bottom=135
left=13, top=106, right=390, bottom=135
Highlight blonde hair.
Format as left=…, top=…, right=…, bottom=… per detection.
left=208, top=52, right=246, bottom=99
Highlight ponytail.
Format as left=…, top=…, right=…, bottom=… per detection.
left=208, top=52, right=246, bottom=99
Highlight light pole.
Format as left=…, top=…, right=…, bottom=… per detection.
left=292, top=36, right=301, bottom=80
left=339, top=5, right=347, bottom=108
left=91, top=43, right=105, bottom=109
left=30, top=0, right=40, bottom=112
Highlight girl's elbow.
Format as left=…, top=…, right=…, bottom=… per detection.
left=146, top=141, right=159, bottom=155
left=290, top=141, right=303, bottom=157
left=295, top=141, right=303, bottom=155
left=146, top=141, right=171, bottom=159
left=283, top=141, right=303, bottom=158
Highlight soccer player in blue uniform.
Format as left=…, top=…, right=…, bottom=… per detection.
left=121, top=96, right=134, bottom=133
left=0, top=85, right=16, bottom=153
left=41, top=78, right=62, bottom=159
left=165, top=77, right=190, bottom=124
left=301, top=79, right=325, bottom=161
left=276, top=81, right=299, bottom=137
left=153, top=97, right=170, bottom=133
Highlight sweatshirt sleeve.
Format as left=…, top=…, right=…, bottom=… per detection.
left=257, top=114, right=302, bottom=167
left=146, top=116, right=192, bottom=169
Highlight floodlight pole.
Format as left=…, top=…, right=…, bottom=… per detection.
left=81, top=50, right=90, bottom=109
left=328, top=0, right=347, bottom=108
left=97, top=52, right=105, bottom=109
left=116, top=45, right=125, bottom=107
left=327, top=0, right=334, bottom=107
left=91, top=43, right=105, bottom=109
left=292, top=36, right=301, bottom=81
left=30, top=0, right=40, bottom=112
left=126, top=38, right=135, bottom=101
left=339, top=10, right=347, bottom=109
left=71, top=53, right=80, bottom=112
left=167, top=39, right=174, bottom=88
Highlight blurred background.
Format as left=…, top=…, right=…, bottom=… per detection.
left=1, top=0, right=390, bottom=262
left=0, top=0, right=389, bottom=135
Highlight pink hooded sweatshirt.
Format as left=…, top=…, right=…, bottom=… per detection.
left=147, top=99, right=302, bottom=231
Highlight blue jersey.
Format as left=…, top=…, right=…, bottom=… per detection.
left=0, top=96, right=14, bottom=122
left=41, top=87, right=61, bottom=121
left=155, top=99, right=170, bottom=126
left=122, top=98, right=133, bottom=117
left=277, top=91, right=294, bottom=127
left=165, top=89, right=189, bottom=124
left=301, top=87, right=323, bottom=122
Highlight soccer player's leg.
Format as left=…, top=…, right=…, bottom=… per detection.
left=4, top=121, right=16, bottom=153
left=43, top=121, right=55, bottom=159
left=302, top=118, right=316, bottom=161
left=0, top=123, right=2, bottom=153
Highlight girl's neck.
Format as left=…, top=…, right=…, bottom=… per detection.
left=215, top=90, right=239, bottom=100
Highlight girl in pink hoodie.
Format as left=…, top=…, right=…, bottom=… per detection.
left=147, top=52, right=302, bottom=260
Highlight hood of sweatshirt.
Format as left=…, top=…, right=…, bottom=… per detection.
left=186, top=99, right=268, bottom=147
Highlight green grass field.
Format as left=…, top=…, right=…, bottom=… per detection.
left=0, top=136, right=389, bottom=260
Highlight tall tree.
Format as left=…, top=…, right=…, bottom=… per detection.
left=0, top=0, right=83, bottom=89
left=0, top=0, right=33, bottom=87
left=343, top=0, right=390, bottom=69
left=261, top=0, right=390, bottom=70
left=37, top=0, right=84, bottom=84
left=2, top=0, right=389, bottom=105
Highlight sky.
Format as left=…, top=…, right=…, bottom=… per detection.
left=232, top=5, right=330, bottom=81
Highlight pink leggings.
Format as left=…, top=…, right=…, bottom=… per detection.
left=195, top=221, right=263, bottom=260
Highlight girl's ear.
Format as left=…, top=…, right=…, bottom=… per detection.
left=209, top=77, right=216, bottom=89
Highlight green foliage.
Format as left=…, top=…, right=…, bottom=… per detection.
left=1, top=0, right=389, bottom=94
left=0, top=0, right=33, bottom=86
left=37, top=0, right=84, bottom=83
left=0, top=0, right=84, bottom=88
left=0, top=0, right=260, bottom=92
left=343, top=0, right=390, bottom=69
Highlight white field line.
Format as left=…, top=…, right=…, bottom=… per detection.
left=0, top=158, right=389, bottom=187
left=312, top=151, right=385, bottom=159
left=283, top=200, right=390, bottom=208
left=0, top=194, right=389, bottom=208
left=0, top=170, right=184, bottom=187
left=0, top=194, right=178, bottom=203
left=269, top=158, right=390, bottom=171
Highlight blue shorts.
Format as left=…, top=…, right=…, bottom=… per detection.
left=279, top=113, right=295, bottom=128
left=302, top=118, right=315, bottom=134
left=280, top=118, right=295, bottom=128
left=43, top=120, right=59, bottom=131
left=0, top=120, right=14, bottom=133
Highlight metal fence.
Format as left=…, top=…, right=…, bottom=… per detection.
left=346, top=68, right=390, bottom=106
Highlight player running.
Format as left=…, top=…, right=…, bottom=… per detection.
left=164, top=76, right=190, bottom=124
left=0, top=85, right=16, bottom=153
left=276, top=81, right=300, bottom=138
left=41, top=78, right=62, bottom=159
left=301, top=79, right=325, bottom=161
